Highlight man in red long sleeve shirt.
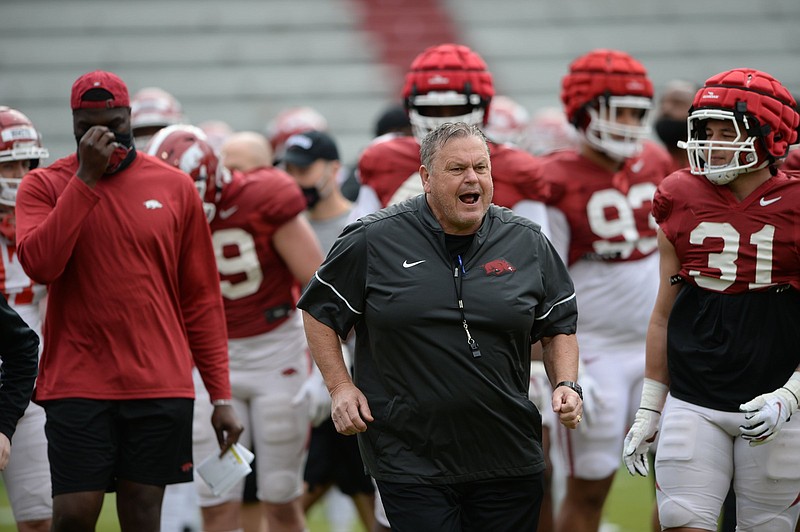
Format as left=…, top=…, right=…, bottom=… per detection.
left=14, top=70, right=243, bottom=532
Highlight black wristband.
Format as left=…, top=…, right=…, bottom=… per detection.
left=555, top=380, right=583, bottom=401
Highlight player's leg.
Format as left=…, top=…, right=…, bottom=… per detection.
left=529, top=357, right=556, bottom=532
left=734, top=416, right=800, bottom=532
left=161, top=482, right=201, bottom=532
left=555, top=352, right=638, bottom=532
left=245, top=318, right=310, bottom=532
left=192, top=369, right=252, bottom=531
left=3, top=403, right=51, bottom=531
left=333, top=427, right=375, bottom=530
left=301, top=420, right=336, bottom=512
left=372, top=480, right=392, bottom=532
left=242, top=460, right=267, bottom=532
left=250, top=389, right=308, bottom=532
left=655, top=398, right=735, bottom=531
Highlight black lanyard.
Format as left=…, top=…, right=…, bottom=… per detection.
left=453, top=254, right=482, bottom=358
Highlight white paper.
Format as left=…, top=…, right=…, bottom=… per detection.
left=196, top=443, right=255, bottom=496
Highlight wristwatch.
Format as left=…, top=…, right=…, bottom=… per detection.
left=555, top=381, right=583, bottom=401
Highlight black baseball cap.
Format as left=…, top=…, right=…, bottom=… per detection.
left=282, top=130, right=339, bottom=167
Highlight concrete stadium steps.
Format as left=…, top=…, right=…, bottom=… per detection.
left=446, top=0, right=800, bottom=114
left=5, top=1, right=799, bottom=163
left=1, top=0, right=395, bottom=163
left=352, top=0, right=460, bottom=75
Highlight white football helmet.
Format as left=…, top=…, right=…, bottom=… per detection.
left=0, top=106, right=49, bottom=243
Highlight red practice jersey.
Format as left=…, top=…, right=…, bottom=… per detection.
left=542, top=141, right=672, bottom=266
left=358, top=134, right=548, bottom=209
left=654, top=169, right=800, bottom=293
left=210, top=167, right=307, bottom=338
left=0, top=238, right=43, bottom=307
left=16, top=153, right=231, bottom=401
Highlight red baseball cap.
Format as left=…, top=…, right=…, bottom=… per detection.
left=70, top=70, right=130, bottom=110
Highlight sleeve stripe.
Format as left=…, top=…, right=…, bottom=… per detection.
left=314, top=271, right=363, bottom=315
left=535, top=292, right=576, bottom=321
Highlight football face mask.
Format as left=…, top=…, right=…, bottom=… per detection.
left=683, top=109, right=760, bottom=185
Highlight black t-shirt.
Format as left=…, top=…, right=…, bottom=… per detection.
left=668, top=283, right=800, bottom=412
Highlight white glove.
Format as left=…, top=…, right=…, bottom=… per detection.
left=623, top=378, right=669, bottom=477
left=291, top=364, right=332, bottom=427
left=577, top=360, right=603, bottom=426
left=739, top=371, right=800, bottom=446
left=528, top=360, right=551, bottom=412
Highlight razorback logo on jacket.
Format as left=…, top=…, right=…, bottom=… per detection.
left=483, top=259, right=517, bottom=276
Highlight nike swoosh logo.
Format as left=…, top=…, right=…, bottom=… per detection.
left=759, top=196, right=781, bottom=207
left=403, top=260, right=425, bottom=268
left=219, top=206, right=238, bottom=219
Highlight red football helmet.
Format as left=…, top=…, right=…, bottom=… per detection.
left=402, top=43, right=495, bottom=142
left=682, top=68, right=799, bottom=185
left=0, top=106, right=49, bottom=242
left=265, top=107, right=328, bottom=161
left=145, top=124, right=228, bottom=222
left=561, top=49, right=653, bottom=160
left=131, top=87, right=185, bottom=146
left=483, top=95, right=530, bottom=145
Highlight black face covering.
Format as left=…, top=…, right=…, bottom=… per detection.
left=654, top=118, right=688, bottom=150
left=300, top=167, right=334, bottom=209
left=75, top=129, right=137, bottom=175
left=301, top=186, right=321, bottom=209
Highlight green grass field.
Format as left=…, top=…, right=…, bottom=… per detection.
left=0, top=466, right=654, bottom=531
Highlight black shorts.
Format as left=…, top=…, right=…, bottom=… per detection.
left=303, top=419, right=374, bottom=496
left=42, top=398, right=194, bottom=496
left=377, top=474, right=543, bottom=532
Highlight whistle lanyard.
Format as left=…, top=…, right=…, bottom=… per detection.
left=453, top=254, right=482, bottom=358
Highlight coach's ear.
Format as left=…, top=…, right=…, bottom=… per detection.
left=420, top=165, right=431, bottom=193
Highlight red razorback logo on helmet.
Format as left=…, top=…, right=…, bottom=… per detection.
left=483, top=259, right=517, bottom=276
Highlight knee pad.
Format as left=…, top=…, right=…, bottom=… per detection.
left=251, top=395, right=306, bottom=503
left=259, top=470, right=303, bottom=503
left=658, top=497, right=706, bottom=530
left=253, top=394, right=304, bottom=444
left=744, top=507, right=800, bottom=532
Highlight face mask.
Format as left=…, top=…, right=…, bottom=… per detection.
left=300, top=166, right=334, bottom=209
left=654, top=118, right=687, bottom=150
left=105, top=130, right=137, bottom=175
left=75, top=130, right=137, bottom=175
left=301, top=186, right=321, bottom=209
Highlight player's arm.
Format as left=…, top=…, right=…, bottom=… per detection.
left=272, top=214, right=324, bottom=287
left=623, top=229, right=679, bottom=475
left=645, top=229, right=681, bottom=385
